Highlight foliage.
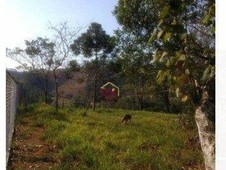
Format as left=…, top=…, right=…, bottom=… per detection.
left=7, top=37, right=55, bottom=71
left=6, top=37, right=55, bottom=104
left=17, top=72, right=53, bottom=107
left=82, top=58, right=123, bottom=108
left=115, top=96, right=140, bottom=110
left=70, top=24, right=116, bottom=111
left=72, top=94, right=86, bottom=108
left=64, top=60, right=81, bottom=79
left=70, top=22, right=115, bottom=58
left=114, top=1, right=215, bottom=167
left=114, top=1, right=173, bottom=111
left=113, top=0, right=158, bottom=37
left=114, top=0, right=215, bottom=111
left=148, top=0, right=215, bottom=106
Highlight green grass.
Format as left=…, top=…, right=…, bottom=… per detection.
left=17, top=104, right=204, bottom=169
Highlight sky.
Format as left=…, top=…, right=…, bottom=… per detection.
left=6, top=0, right=120, bottom=68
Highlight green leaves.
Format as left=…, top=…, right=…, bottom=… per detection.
left=148, top=28, right=157, bottom=43
left=156, top=70, right=167, bottom=84
left=149, top=30, right=171, bottom=44
left=159, top=6, right=170, bottom=19
left=185, top=69, right=190, bottom=75
left=114, top=0, right=215, bottom=107
left=202, top=13, right=212, bottom=25
left=202, top=65, right=213, bottom=82
left=71, top=22, right=114, bottom=58
left=157, top=30, right=165, bottom=39
left=202, top=3, right=215, bottom=26
left=156, top=70, right=170, bottom=84
left=160, top=52, right=168, bottom=61
left=163, top=32, right=171, bottom=42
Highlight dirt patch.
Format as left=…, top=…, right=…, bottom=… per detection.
left=7, top=118, right=59, bottom=170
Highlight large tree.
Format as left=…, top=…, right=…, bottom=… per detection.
left=114, top=29, right=160, bottom=111
left=70, top=22, right=115, bottom=110
left=114, top=0, right=215, bottom=169
left=114, top=1, right=171, bottom=112
left=149, top=1, right=215, bottom=169
left=6, top=37, right=55, bottom=104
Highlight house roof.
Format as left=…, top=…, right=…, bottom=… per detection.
left=100, top=82, right=120, bottom=96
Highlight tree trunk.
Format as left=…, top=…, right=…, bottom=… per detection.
left=55, top=82, right=59, bottom=111
left=93, top=51, right=98, bottom=111
left=164, top=91, right=170, bottom=113
left=53, top=70, right=59, bottom=112
left=195, top=90, right=215, bottom=170
left=44, top=90, right=48, bottom=104
left=137, top=94, right=144, bottom=111
left=159, top=83, right=171, bottom=113
left=93, top=78, right=97, bottom=111
left=83, top=93, right=92, bottom=116
left=44, top=76, right=49, bottom=104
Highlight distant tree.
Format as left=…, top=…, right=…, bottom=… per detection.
left=48, top=22, right=82, bottom=111
left=113, top=10, right=167, bottom=111
left=64, top=60, right=81, bottom=79
left=6, top=37, right=55, bottom=104
left=18, top=72, right=47, bottom=108
left=70, top=22, right=115, bottom=110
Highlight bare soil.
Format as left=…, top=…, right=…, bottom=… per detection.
left=7, top=117, right=59, bottom=170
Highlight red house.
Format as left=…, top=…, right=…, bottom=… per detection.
left=100, top=82, right=120, bottom=101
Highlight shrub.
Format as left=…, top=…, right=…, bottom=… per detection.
left=72, top=95, right=86, bottom=108
left=115, top=96, right=140, bottom=110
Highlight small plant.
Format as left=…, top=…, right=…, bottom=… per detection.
left=81, top=111, right=88, bottom=117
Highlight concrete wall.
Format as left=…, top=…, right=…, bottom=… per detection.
left=6, top=72, right=17, bottom=164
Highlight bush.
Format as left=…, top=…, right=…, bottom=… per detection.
left=115, top=96, right=140, bottom=110
left=72, top=95, right=86, bottom=108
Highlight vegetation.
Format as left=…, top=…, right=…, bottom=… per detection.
left=114, top=0, right=215, bottom=168
left=6, top=37, right=55, bottom=104
left=6, top=0, right=215, bottom=169
left=71, top=22, right=116, bottom=111
left=8, top=104, right=204, bottom=169
left=47, top=22, right=82, bottom=111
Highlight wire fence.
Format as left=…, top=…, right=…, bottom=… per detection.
left=6, top=72, right=18, bottom=164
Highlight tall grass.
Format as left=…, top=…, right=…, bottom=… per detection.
left=17, top=104, right=203, bottom=169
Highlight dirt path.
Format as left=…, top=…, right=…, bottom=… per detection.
left=7, top=117, right=59, bottom=170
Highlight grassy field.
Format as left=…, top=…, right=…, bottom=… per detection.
left=8, top=104, right=204, bottom=170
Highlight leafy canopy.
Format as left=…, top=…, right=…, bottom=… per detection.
left=114, top=0, right=215, bottom=105
left=70, top=22, right=115, bottom=57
